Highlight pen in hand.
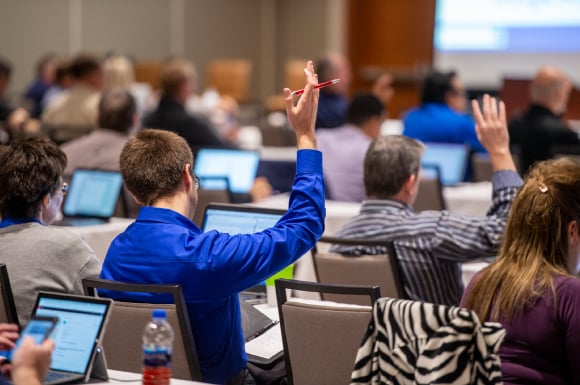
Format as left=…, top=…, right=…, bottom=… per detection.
left=291, top=79, right=341, bottom=96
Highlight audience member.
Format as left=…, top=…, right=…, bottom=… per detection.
left=60, top=88, right=136, bottom=176
left=42, top=53, right=104, bottom=140
left=314, top=52, right=352, bottom=129
left=509, top=66, right=578, bottom=174
left=100, top=61, right=324, bottom=385
left=0, top=57, right=37, bottom=145
left=371, top=71, right=394, bottom=108
left=142, top=57, right=232, bottom=157
left=24, top=53, right=58, bottom=118
left=317, top=93, right=384, bottom=202
left=41, top=59, right=73, bottom=111
left=332, top=95, right=522, bottom=306
left=0, top=323, right=54, bottom=385
left=461, top=157, right=580, bottom=385
left=0, top=137, right=100, bottom=325
left=102, top=53, right=153, bottom=119
left=403, top=70, right=485, bottom=153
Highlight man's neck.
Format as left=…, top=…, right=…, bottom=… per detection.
left=153, top=194, right=195, bottom=220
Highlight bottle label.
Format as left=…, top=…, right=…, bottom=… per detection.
left=143, top=348, right=172, bottom=367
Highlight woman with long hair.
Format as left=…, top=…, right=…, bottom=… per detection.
left=461, top=156, right=580, bottom=385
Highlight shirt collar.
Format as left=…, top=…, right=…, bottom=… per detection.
left=0, top=217, right=43, bottom=228
left=136, top=206, right=201, bottom=233
left=360, top=199, right=412, bottom=214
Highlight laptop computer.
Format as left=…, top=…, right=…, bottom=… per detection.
left=194, top=149, right=260, bottom=194
left=201, top=203, right=286, bottom=240
left=31, top=292, right=112, bottom=385
left=420, top=142, right=470, bottom=186
left=55, top=169, right=123, bottom=226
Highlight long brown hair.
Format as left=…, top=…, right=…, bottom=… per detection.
left=463, top=158, right=580, bottom=321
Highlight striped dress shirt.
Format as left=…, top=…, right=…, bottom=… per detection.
left=331, top=170, right=523, bottom=306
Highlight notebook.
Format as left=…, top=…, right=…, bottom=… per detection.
left=31, top=292, right=112, bottom=385
left=56, top=169, right=123, bottom=226
left=194, top=149, right=260, bottom=193
left=421, top=142, right=470, bottom=186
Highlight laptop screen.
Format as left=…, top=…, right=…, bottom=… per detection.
left=202, top=204, right=285, bottom=234
left=420, top=143, right=469, bottom=186
left=63, top=170, right=123, bottom=218
left=194, top=149, right=259, bottom=193
left=33, top=293, right=111, bottom=374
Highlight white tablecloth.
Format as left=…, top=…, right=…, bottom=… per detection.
left=68, top=218, right=134, bottom=262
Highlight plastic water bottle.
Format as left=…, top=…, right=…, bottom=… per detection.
left=142, top=309, right=174, bottom=385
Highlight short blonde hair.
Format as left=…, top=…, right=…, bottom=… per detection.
left=103, top=54, right=135, bottom=89
left=160, top=58, right=196, bottom=97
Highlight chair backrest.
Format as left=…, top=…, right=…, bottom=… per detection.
left=414, top=166, right=446, bottom=211
left=205, top=59, right=252, bottom=103
left=82, top=278, right=201, bottom=381
left=275, top=279, right=380, bottom=385
left=471, top=153, right=493, bottom=182
left=192, top=187, right=232, bottom=227
left=0, top=264, right=19, bottom=326
left=351, top=297, right=506, bottom=384
left=313, top=237, right=405, bottom=305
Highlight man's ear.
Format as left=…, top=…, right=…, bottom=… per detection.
left=183, top=163, right=193, bottom=190
left=403, top=173, right=417, bottom=195
left=568, top=220, right=578, bottom=240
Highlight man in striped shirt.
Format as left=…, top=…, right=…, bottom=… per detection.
left=331, top=95, right=522, bottom=306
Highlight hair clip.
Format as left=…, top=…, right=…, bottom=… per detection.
left=539, top=183, right=548, bottom=193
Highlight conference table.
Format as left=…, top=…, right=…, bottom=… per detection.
left=69, top=182, right=493, bottom=286
left=97, top=369, right=210, bottom=385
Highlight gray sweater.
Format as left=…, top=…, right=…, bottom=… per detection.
left=0, top=222, right=101, bottom=325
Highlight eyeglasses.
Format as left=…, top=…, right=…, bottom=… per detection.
left=193, top=176, right=200, bottom=191
left=61, top=182, right=69, bottom=195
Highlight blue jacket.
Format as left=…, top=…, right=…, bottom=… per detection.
left=100, top=150, right=325, bottom=384
left=403, top=103, right=485, bottom=153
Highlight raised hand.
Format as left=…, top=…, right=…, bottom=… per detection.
left=283, top=61, right=319, bottom=150
left=471, top=94, right=516, bottom=171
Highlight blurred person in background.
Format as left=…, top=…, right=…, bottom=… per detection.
left=509, top=66, right=578, bottom=175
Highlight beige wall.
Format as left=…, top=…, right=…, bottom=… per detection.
left=0, top=0, right=346, bottom=102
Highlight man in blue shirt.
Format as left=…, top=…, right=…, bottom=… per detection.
left=403, top=70, right=485, bottom=154
left=101, top=61, right=325, bottom=385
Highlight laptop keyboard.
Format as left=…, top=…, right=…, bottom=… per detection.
left=44, top=371, right=74, bottom=384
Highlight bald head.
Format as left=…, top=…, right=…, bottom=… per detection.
left=530, top=66, right=572, bottom=115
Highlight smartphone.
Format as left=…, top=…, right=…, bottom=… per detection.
left=6, top=316, right=58, bottom=361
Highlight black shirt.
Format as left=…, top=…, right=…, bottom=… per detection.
left=508, top=104, right=580, bottom=174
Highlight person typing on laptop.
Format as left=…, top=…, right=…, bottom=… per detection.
left=0, top=138, right=101, bottom=325
left=100, top=61, right=325, bottom=385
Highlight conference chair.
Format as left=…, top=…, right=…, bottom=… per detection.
left=82, top=278, right=201, bottom=381
left=0, top=264, right=19, bottom=326
left=312, top=236, right=405, bottom=305
left=471, top=152, right=494, bottom=182
left=351, top=297, right=505, bottom=384
left=205, top=59, right=252, bottom=103
left=415, top=165, right=446, bottom=211
left=275, top=279, right=380, bottom=385
left=192, top=177, right=232, bottom=227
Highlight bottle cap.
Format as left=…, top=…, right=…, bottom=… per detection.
left=152, top=309, right=166, bottom=319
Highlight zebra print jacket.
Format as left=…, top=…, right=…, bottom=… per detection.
left=351, top=297, right=506, bottom=385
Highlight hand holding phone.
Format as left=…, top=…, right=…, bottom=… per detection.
left=6, top=316, right=58, bottom=362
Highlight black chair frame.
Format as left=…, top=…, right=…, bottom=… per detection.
left=0, top=264, right=19, bottom=326
left=275, top=278, right=380, bottom=385
left=312, top=236, right=406, bottom=299
left=82, top=278, right=201, bottom=380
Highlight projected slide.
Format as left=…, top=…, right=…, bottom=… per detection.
left=435, top=0, right=580, bottom=52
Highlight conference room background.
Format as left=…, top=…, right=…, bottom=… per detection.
left=1, top=0, right=578, bottom=118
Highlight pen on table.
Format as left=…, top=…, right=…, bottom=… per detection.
left=291, top=79, right=341, bottom=96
